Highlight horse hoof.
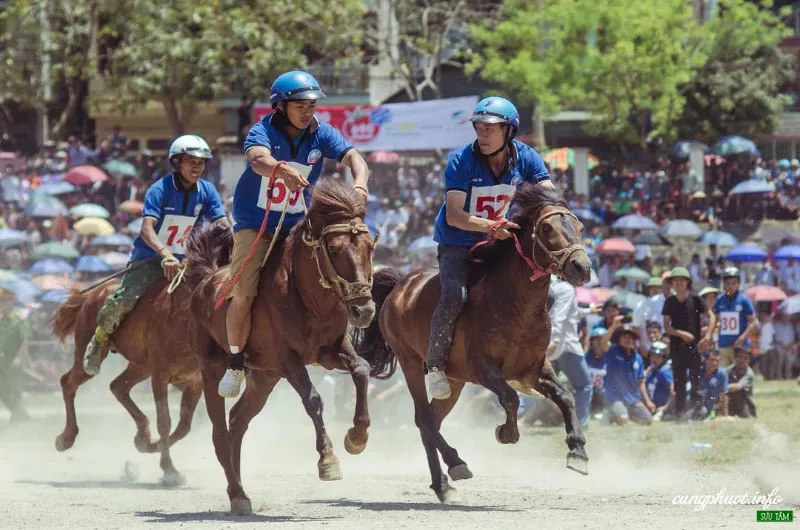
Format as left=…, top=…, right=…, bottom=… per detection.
left=448, top=463, right=473, bottom=481
left=344, top=429, right=368, bottom=455
left=435, top=485, right=458, bottom=504
left=495, top=425, right=519, bottom=445
left=230, top=498, right=253, bottom=516
left=121, top=461, right=140, bottom=482
left=318, top=455, right=343, bottom=481
left=54, top=433, right=74, bottom=452
left=134, top=434, right=156, bottom=453
left=566, top=451, right=589, bottom=476
left=160, top=470, right=187, bottom=488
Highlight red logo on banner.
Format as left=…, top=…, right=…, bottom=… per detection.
left=341, top=108, right=379, bottom=143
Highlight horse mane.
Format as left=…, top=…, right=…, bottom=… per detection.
left=184, top=222, right=235, bottom=286
left=303, top=178, right=367, bottom=231
left=469, top=182, right=568, bottom=265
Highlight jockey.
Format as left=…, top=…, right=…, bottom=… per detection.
left=82, top=135, right=227, bottom=376
left=426, top=96, right=554, bottom=400
left=218, top=70, right=370, bottom=398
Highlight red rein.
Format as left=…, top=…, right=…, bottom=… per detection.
left=470, top=218, right=554, bottom=282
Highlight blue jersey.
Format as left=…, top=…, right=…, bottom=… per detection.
left=585, top=351, right=607, bottom=392
left=697, top=368, right=728, bottom=411
left=645, top=363, right=673, bottom=407
left=130, top=173, right=225, bottom=262
left=603, top=345, right=645, bottom=406
left=433, top=140, right=550, bottom=247
left=713, top=292, right=755, bottom=349
left=233, top=112, right=353, bottom=234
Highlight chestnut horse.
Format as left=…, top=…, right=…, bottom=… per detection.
left=187, top=179, right=378, bottom=515
left=50, top=224, right=233, bottom=485
left=353, top=183, right=593, bottom=503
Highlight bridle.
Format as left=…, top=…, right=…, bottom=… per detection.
left=529, top=207, right=586, bottom=281
left=301, top=218, right=373, bottom=302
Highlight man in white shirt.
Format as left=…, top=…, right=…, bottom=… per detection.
left=779, top=257, right=800, bottom=294
left=758, top=311, right=775, bottom=380
left=772, top=310, right=797, bottom=380
left=632, top=276, right=670, bottom=352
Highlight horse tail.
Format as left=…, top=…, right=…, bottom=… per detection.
left=353, top=267, right=403, bottom=380
left=50, top=290, right=90, bottom=342
left=184, top=222, right=235, bottom=286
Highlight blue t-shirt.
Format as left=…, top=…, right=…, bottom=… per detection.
left=585, top=351, right=607, bottom=393
left=713, top=292, right=755, bottom=349
left=232, top=112, right=353, bottom=233
left=697, top=368, right=729, bottom=411
left=603, top=345, right=645, bottom=406
left=433, top=140, right=550, bottom=247
left=645, top=363, right=674, bottom=407
left=130, top=174, right=226, bottom=262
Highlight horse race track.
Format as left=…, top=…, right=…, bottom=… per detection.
left=1, top=362, right=798, bottom=529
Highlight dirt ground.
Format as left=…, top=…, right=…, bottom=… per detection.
left=0, top=362, right=797, bottom=529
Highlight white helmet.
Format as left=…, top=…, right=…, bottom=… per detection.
left=168, top=134, right=212, bottom=160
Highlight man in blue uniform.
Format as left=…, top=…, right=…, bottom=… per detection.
left=425, top=96, right=554, bottom=399
left=219, top=71, right=370, bottom=398
left=694, top=349, right=729, bottom=420
left=713, top=266, right=757, bottom=368
left=83, top=135, right=227, bottom=375
left=645, top=341, right=673, bottom=418
left=600, top=320, right=654, bottom=425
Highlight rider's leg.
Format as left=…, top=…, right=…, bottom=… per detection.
left=83, top=260, right=164, bottom=375
left=425, top=245, right=471, bottom=400
left=219, top=229, right=273, bottom=398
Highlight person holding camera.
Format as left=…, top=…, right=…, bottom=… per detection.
left=599, top=319, right=654, bottom=426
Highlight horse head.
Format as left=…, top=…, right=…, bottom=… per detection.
left=302, top=179, right=376, bottom=328
left=512, top=183, right=592, bottom=286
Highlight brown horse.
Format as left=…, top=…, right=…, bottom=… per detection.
left=50, top=224, right=233, bottom=485
left=187, top=178, right=379, bottom=515
left=353, top=183, right=593, bottom=503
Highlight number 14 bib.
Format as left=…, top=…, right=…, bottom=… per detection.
left=469, top=183, right=516, bottom=220
left=157, top=214, right=198, bottom=255
left=257, top=162, right=312, bottom=215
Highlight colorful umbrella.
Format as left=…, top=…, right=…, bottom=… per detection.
left=773, top=245, right=800, bottom=261
left=64, top=165, right=109, bottom=186
left=26, top=195, right=69, bottom=218
left=33, top=181, right=77, bottom=196
left=74, top=217, right=115, bottom=236
left=75, top=255, right=113, bottom=273
left=658, top=219, right=703, bottom=238
left=612, top=214, right=658, bottom=230
left=711, top=135, right=760, bottom=157
left=33, top=242, right=80, bottom=260
left=631, top=232, right=672, bottom=247
left=32, top=274, right=77, bottom=291
left=596, top=238, right=636, bottom=255
left=725, top=245, right=768, bottom=263
left=29, top=258, right=74, bottom=276
left=575, top=286, right=598, bottom=305
left=91, top=234, right=134, bottom=247
left=0, top=229, right=29, bottom=248
left=590, top=287, right=617, bottom=304
left=744, top=286, right=787, bottom=303
left=102, top=159, right=138, bottom=177
left=542, top=148, right=600, bottom=170
left=0, top=278, right=41, bottom=304
left=730, top=180, right=775, bottom=195
left=70, top=203, right=110, bottom=219
left=614, top=267, right=651, bottom=282
left=699, top=231, right=739, bottom=247
left=119, top=200, right=145, bottom=214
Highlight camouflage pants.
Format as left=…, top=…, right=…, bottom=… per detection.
left=96, top=259, right=164, bottom=339
left=0, top=361, right=23, bottom=414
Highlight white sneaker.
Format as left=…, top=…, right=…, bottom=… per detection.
left=426, top=369, right=451, bottom=400
left=218, top=369, right=245, bottom=398
left=82, top=336, right=105, bottom=376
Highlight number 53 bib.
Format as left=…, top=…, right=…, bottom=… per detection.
left=157, top=214, right=198, bottom=255
left=257, top=162, right=312, bottom=215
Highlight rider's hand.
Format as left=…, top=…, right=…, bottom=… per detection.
left=490, top=220, right=520, bottom=240
left=276, top=163, right=309, bottom=192
left=161, top=253, right=181, bottom=281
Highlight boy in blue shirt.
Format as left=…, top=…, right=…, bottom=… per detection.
left=600, top=319, right=654, bottom=425
left=694, top=349, right=729, bottom=420
left=713, top=266, right=757, bottom=368
left=645, top=341, right=674, bottom=420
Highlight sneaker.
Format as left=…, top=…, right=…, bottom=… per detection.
left=218, top=369, right=245, bottom=398
left=82, top=336, right=105, bottom=376
left=426, top=369, right=451, bottom=400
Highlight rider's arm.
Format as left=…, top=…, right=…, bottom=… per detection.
left=341, top=149, right=370, bottom=197
left=245, top=146, right=282, bottom=178
left=140, top=217, right=176, bottom=262
left=445, top=190, right=493, bottom=233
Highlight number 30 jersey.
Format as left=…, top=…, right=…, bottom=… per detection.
left=433, top=139, right=550, bottom=247
left=130, top=173, right=226, bottom=262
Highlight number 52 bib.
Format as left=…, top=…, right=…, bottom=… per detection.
left=469, top=183, right=516, bottom=220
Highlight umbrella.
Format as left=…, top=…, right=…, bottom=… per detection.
left=32, top=274, right=76, bottom=291
left=119, top=200, right=145, bottom=214
left=773, top=245, right=800, bottom=261
left=367, top=151, right=401, bottom=164
left=0, top=278, right=41, bottom=304
left=668, top=140, right=708, bottom=161
left=778, top=294, right=800, bottom=315
left=613, top=290, right=647, bottom=310
left=744, top=286, right=787, bottom=303
left=575, top=286, right=598, bottom=305
left=574, top=209, right=604, bottom=226
left=64, top=165, right=109, bottom=186
left=33, top=242, right=80, bottom=260
left=658, top=219, right=703, bottom=238
left=39, top=288, right=72, bottom=304
left=591, top=287, right=617, bottom=304
left=407, top=236, right=437, bottom=254
left=29, top=258, right=74, bottom=276
left=729, top=180, right=775, bottom=195
left=99, top=252, right=130, bottom=270
left=102, top=159, right=138, bottom=177
left=91, top=234, right=134, bottom=247
left=26, top=195, right=68, bottom=217
left=0, top=269, right=18, bottom=282
left=75, top=255, right=113, bottom=273
left=542, top=148, right=600, bottom=170
left=33, top=181, right=77, bottom=196
left=127, top=218, right=143, bottom=234
left=596, top=238, right=636, bottom=255
left=74, top=217, right=115, bottom=236
left=725, top=245, right=768, bottom=263
left=614, top=267, right=651, bottom=282
left=0, top=228, right=29, bottom=248
left=698, top=231, right=739, bottom=247
left=631, top=232, right=672, bottom=247
left=711, top=135, right=760, bottom=157
left=70, top=203, right=110, bottom=219
left=611, top=215, right=658, bottom=230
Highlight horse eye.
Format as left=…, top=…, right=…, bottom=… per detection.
left=542, top=224, right=552, bottom=233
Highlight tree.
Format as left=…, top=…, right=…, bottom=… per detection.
left=470, top=0, right=708, bottom=149
left=99, top=0, right=365, bottom=136
left=362, top=0, right=501, bottom=101
left=674, top=0, right=795, bottom=144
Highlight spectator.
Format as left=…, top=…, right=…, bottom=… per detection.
left=67, top=135, right=93, bottom=167
left=726, top=348, right=756, bottom=418
left=754, top=259, right=778, bottom=287
left=779, top=257, right=800, bottom=294
left=644, top=341, right=673, bottom=421
left=758, top=310, right=775, bottom=379
left=600, top=321, right=653, bottom=426
left=713, top=267, right=757, bottom=368
left=593, top=298, right=621, bottom=332
left=585, top=327, right=608, bottom=418
left=632, top=276, right=667, bottom=352
left=699, top=286, right=720, bottom=340
left=107, top=125, right=131, bottom=152
left=693, top=350, right=729, bottom=420
left=772, top=310, right=797, bottom=380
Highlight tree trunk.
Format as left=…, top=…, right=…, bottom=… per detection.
left=161, top=95, right=183, bottom=136
left=51, top=80, right=84, bottom=140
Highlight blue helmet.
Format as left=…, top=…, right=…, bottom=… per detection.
left=470, top=96, right=520, bottom=137
left=269, top=71, right=327, bottom=108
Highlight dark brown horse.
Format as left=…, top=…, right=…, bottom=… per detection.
left=50, top=224, right=233, bottom=485
left=353, top=183, right=593, bottom=503
left=187, top=179, right=379, bottom=515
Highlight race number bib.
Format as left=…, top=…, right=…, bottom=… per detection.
left=157, top=214, right=198, bottom=255
left=257, top=162, right=311, bottom=215
left=719, top=311, right=740, bottom=336
left=468, top=184, right=516, bottom=220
